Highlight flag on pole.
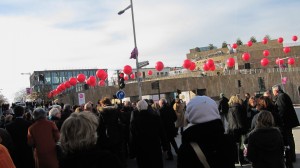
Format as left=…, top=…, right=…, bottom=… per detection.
left=130, top=47, right=138, bottom=59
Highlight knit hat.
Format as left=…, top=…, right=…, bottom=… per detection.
left=185, top=96, right=220, bottom=124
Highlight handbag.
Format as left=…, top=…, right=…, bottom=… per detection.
left=190, top=142, right=210, bottom=168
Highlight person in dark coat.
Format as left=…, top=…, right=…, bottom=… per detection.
left=5, top=105, right=35, bottom=168
left=272, top=84, right=300, bottom=162
left=247, top=110, right=285, bottom=168
left=177, top=96, right=235, bottom=168
left=218, top=93, right=229, bottom=119
left=59, top=112, right=122, bottom=168
left=130, top=99, right=169, bottom=168
left=159, top=98, right=178, bottom=160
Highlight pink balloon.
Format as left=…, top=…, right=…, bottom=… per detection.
left=123, top=65, right=133, bottom=75
left=77, top=74, right=86, bottom=83
left=98, top=80, right=105, bottom=86
left=206, top=59, right=214, bottom=68
left=292, top=35, right=298, bottom=41
left=226, top=57, right=235, bottom=67
left=183, top=59, right=192, bottom=69
left=148, top=70, right=153, bottom=75
left=69, top=77, right=77, bottom=86
left=232, top=43, right=238, bottom=49
left=203, top=64, right=210, bottom=71
left=189, top=62, right=196, bottom=71
left=276, top=58, right=284, bottom=65
left=242, top=52, right=250, bottom=61
left=261, top=58, right=269, bottom=66
left=155, top=61, right=164, bottom=71
left=124, top=75, right=129, bottom=80
left=283, top=47, right=291, bottom=54
left=247, top=41, right=253, bottom=47
left=263, top=50, right=270, bottom=57
left=288, top=58, right=295, bottom=65
left=262, top=38, right=268, bottom=44
left=278, top=37, right=284, bottom=43
left=130, top=73, right=135, bottom=79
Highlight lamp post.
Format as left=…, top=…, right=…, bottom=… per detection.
left=118, top=0, right=142, bottom=100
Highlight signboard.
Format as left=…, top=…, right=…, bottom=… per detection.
left=116, top=90, right=125, bottom=99
left=151, top=81, right=159, bottom=90
left=78, top=93, right=86, bottom=105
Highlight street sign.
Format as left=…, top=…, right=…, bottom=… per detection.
left=138, top=61, right=149, bottom=68
left=116, top=90, right=126, bottom=99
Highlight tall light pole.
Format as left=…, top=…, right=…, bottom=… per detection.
left=118, top=0, right=142, bottom=100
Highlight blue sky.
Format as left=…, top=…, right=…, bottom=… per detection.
left=0, top=0, right=299, bottom=103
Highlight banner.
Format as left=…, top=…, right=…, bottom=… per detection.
left=78, top=93, right=85, bottom=105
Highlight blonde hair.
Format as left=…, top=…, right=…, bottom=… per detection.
left=228, top=95, right=241, bottom=106
left=60, top=112, right=99, bottom=154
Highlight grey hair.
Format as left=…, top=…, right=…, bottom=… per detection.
left=136, top=100, right=149, bottom=111
left=49, top=108, right=60, bottom=117
left=60, top=111, right=99, bottom=154
left=52, top=105, right=62, bottom=111
left=32, top=108, right=47, bottom=120
left=272, top=84, right=282, bottom=91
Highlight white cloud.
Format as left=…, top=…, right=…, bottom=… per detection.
left=0, top=0, right=300, bottom=103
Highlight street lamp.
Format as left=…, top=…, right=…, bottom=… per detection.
left=118, top=0, right=142, bottom=100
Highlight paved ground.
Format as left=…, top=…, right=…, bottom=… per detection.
left=126, top=107, right=300, bottom=168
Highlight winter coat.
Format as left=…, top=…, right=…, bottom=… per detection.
left=59, top=146, right=122, bottom=168
left=173, top=102, right=187, bottom=128
left=227, top=103, right=247, bottom=142
left=5, top=118, right=34, bottom=168
left=130, top=109, right=169, bottom=168
left=28, top=118, right=60, bottom=168
left=0, top=144, right=15, bottom=168
left=274, top=91, right=300, bottom=129
left=177, top=119, right=235, bottom=168
left=247, top=128, right=284, bottom=168
left=159, top=104, right=177, bottom=139
left=218, top=96, right=229, bottom=115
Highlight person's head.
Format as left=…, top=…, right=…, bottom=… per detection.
left=255, top=110, right=274, bottom=129
left=100, top=97, right=112, bottom=106
left=124, top=100, right=131, bottom=107
left=63, top=104, right=71, bottom=112
left=185, top=96, right=220, bottom=124
left=74, top=107, right=83, bottom=113
left=244, top=93, right=251, bottom=99
left=49, top=108, right=61, bottom=119
left=5, top=115, right=13, bottom=123
left=159, top=98, right=167, bottom=107
left=32, top=107, right=47, bottom=120
left=136, top=100, right=149, bottom=111
left=256, top=96, right=272, bottom=111
left=151, top=102, right=160, bottom=111
left=175, top=98, right=181, bottom=104
left=263, top=90, right=272, bottom=99
left=248, top=96, right=256, bottom=107
left=14, top=105, right=25, bottom=117
left=219, top=93, right=225, bottom=99
left=272, top=84, right=282, bottom=96
left=60, top=112, right=99, bottom=154
left=84, top=102, right=93, bottom=112
left=228, top=95, right=241, bottom=106
left=52, top=105, right=62, bottom=112
left=148, top=99, right=154, bottom=106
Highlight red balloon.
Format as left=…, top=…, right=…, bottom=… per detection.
left=278, top=37, right=284, bottom=43
left=96, top=69, right=106, bottom=79
left=288, top=58, right=295, bottom=65
left=89, top=76, right=96, bottom=84
left=262, top=38, right=268, bottom=44
left=47, top=92, right=52, bottom=98
left=210, top=64, right=216, bottom=71
left=183, top=59, right=192, bottom=69
left=60, top=83, right=66, bottom=90
left=189, top=62, right=196, bottom=71
left=148, top=70, right=153, bottom=75
left=130, top=73, right=135, bottom=79
left=77, top=74, right=86, bottom=83
left=64, top=81, right=71, bottom=88
left=206, top=59, right=214, bottom=68
left=69, top=77, right=77, bottom=86
left=276, top=58, right=284, bottom=65
left=123, top=65, right=133, bottom=75
left=261, top=58, right=269, bottom=66
left=242, top=52, right=250, bottom=61
left=226, top=57, right=235, bottom=67
left=232, top=43, right=238, bottom=49
left=292, top=35, right=298, bottom=41
left=86, top=78, right=91, bottom=85
left=119, top=73, right=124, bottom=78
left=263, top=50, right=270, bottom=57
left=98, top=80, right=105, bottom=86
left=203, top=64, right=210, bottom=71
left=247, top=41, right=253, bottom=47
left=155, top=61, right=164, bottom=71
left=283, top=47, right=291, bottom=54
left=124, top=75, right=129, bottom=80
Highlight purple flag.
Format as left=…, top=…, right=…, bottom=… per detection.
left=130, top=47, right=138, bottom=59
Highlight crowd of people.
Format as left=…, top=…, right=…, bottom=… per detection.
left=0, top=84, right=299, bottom=168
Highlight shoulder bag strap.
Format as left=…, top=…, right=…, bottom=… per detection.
left=190, top=142, right=210, bottom=168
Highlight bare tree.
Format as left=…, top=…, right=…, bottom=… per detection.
left=0, top=94, right=8, bottom=105
left=250, top=36, right=257, bottom=43
left=222, top=41, right=228, bottom=48
left=236, top=38, right=243, bottom=46
left=14, top=88, right=28, bottom=102
left=208, top=44, right=215, bottom=50
left=264, top=35, right=271, bottom=40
